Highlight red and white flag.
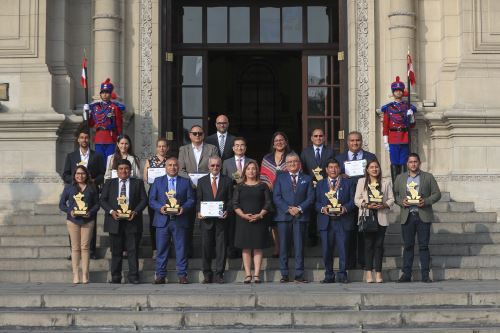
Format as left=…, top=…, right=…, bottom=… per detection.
left=80, top=55, right=88, bottom=89
left=407, top=50, right=416, bottom=87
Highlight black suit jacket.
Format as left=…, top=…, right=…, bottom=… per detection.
left=205, top=132, right=235, bottom=161
left=100, top=178, right=148, bottom=234
left=300, top=145, right=335, bottom=177
left=196, top=174, right=233, bottom=230
left=62, top=150, right=105, bottom=186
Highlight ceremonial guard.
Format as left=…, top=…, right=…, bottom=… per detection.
left=84, top=78, right=124, bottom=165
left=380, top=76, right=417, bottom=182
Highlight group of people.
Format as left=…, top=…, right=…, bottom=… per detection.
left=58, top=77, right=441, bottom=285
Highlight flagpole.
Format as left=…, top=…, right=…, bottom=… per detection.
left=407, top=47, right=412, bottom=154
left=82, top=49, right=93, bottom=148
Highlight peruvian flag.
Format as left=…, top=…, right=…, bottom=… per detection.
left=407, top=50, right=416, bottom=87
left=80, top=55, right=88, bottom=89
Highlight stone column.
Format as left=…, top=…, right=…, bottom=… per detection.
left=93, top=0, right=122, bottom=99
left=388, top=0, right=416, bottom=97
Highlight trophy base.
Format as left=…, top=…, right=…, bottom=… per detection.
left=407, top=199, right=421, bottom=205
left=73, top=210, right=88, bottom=217
left=164, top=207, right=180, bottom=214
left=117, top=212, right=131, bottom=219
left=369, top=198, right=383, bottom=203
left=327, top=207, right=342, bottom=214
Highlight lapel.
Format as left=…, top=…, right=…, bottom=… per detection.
left=223, top=134, right=232, bottom=155
left=188, top=146, right=197, bottom=169
left=320, top=146, right=328, bottom=165
left=199, top=145, right=209, bottom=168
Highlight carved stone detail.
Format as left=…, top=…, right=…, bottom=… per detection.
left=356, top=0, right=370, bottom=149
left=139, top=0, right=153, bottom=160
left=0, top=176, right=63, bottom=184
left=434, top=174, right=500, bottom=182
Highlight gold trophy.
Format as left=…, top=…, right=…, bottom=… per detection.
left=232, top=171, right=242, bottom=184
left=116, top=195, right=131, bottom=219
left=325, top=189, right=342, bottom=214
left=406, top=181, right=421, bottom=205
left=163, top=190, right=180, bottom=214
left=72, top=192, right=88, bottom=217
left=312, top=167, right=323, bottom=187
left=368, top=182, right=384, bottom=203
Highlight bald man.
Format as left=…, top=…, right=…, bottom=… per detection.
left=205, top=115, right=236, bottom=161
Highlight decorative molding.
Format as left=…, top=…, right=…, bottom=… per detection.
left=356, top=0, right=370, bottom=150
left=472, top=0, right=500, bottom=53
left=435, top=174, right=500, bottom=182
left=388, top=11, right=416, bottom=18
left=0, top=0, right=39, bottom=58
left=139, top=0, right=153, bottom=160
left=0, top=176, right=63, bottom=184
left=388, top=25, right=416, bottom=31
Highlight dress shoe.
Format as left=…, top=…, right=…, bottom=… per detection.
left=179, top=276, right=189, bottom=284
left=202, top=276, right=213, bottom=284
left=397, top=274, right=412, bottom=283
left=320, top=278, right=335, bottom=284
left=280, top=276, right=289, bottom=283
left=109, top=278, right=121, bottom=284
left=153, top=277, right=166, bottom=284
left=129, top=279, right=140, bottom=285
left=215, top=275, right=224, bottom=284
left=421, top=276, right=433, bottom=283
left=337, top=277, right=349, bottom=284
left=294, top=277, right=309, bottom=283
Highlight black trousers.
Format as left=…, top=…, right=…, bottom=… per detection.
left=201, top=220, right=227, bottom=277
left=109, top=224, right=139, bottom=281
left=346, top=208, right=365, bottom=269
left=401, top=213, right=431, bottom=278
left=147, top=206, right=157, bottom=251
left=363, top=224, right=387, bottom=271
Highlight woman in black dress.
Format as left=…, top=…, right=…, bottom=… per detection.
left=233, top=161, right=273, bottom=284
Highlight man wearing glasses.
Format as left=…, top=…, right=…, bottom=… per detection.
left=178, top=124, right=218, bottom=257
left=205, top=115, right=236, bottom=161
left=196, top=156, right=233, bottom=283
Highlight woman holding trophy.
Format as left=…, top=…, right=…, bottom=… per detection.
left=59, top=165, right=100, bottom=284
left=354, top=159, right=394, bottom=283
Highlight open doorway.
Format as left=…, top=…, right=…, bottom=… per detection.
left=207, top=51, right=302, bottom=162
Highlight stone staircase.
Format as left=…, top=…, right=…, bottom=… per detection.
left=0, top=192, right=498, bottom=283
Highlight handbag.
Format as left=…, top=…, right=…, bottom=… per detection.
left=358, top=208, right=378, bottom=233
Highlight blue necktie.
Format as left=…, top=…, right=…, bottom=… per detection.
left=169, top=178, right=175, bottom=192
left=315, top=148, right=321, bottom=165
left=352, top=152, right=358, bottom=161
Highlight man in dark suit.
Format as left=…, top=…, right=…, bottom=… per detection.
left=204, top=115, right=235, bottom=161
left=315, top=159, right=356, bottom=283
left=394, top=153, right=441, bottom=283
left=149, top=157, right=195, bottom=284
left=222, top=137, right=255, bottom=258
left=100, top=159, right=147, bottom=284
left=300, top=128, right=335, bottom=246
left=197, top=156, right=233, bottom=284
left=335, top=131, right=377, bottom=269
left=62, top=126, right=105, bottom=259
left=273, top=153, right=314, bottom=283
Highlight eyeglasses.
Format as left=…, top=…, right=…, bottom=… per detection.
left=209, top=164, right=221, bottom=167
left=190, top=132, right=204, bottom=136
left=286, top=160, right=300, bottom=164
left=216, top=122, right=228, bottom=125
left=313, top=135, right=324, bottom=138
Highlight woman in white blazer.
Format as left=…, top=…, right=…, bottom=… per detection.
left=355, top=159, right=394, bottom=283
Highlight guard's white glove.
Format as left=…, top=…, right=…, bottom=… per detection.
left=82, top=104, right=89, bottom=121
left=406, top=110, right=413, bottom=116
left=383, top=135, right=390, bottom=152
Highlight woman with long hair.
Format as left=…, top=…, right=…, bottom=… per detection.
left=59, top=165, right=100, bottom=284
left=104, top=134, right=141, bottom=180
left=354, top=159, right=394, bottom=283
left=233, top=161, right=272, bottom=283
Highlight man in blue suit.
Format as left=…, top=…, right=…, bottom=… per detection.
left=315, top=159, right=356, bottom=283
left=273, top=153, right=315, bottom=283
left=335, top=131, right=377, bottom=270
left=149, top=157, right=195, bottom=284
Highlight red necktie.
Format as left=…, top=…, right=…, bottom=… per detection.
left=211, top=176, right=217, bottom=197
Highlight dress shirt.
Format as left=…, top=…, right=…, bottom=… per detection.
left=192, top=143, right=203, bottom=170
left=313, top=144, right=324, bottom=158
left=348, top=150, right=364, bottom=161
left=167, top=176, right=177, bottom=192
left=211, top=173, right=220, bottom=188
left=407, top=171, right=421, bottom=213
left=111, top=178, right=130, bottom=214
left=235, top=156, right=246, bottom=171
left=79, top=148, right=90, bottom=167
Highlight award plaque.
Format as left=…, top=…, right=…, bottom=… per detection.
left=368, top=182, right=384, bottom=203
left=116, top=195, right=131, bottom=219
left=163, top=190, right=180, bottom=214
left=72, top=192, right=88, bottom=217
left=325, top=189, right=342, bottom=214
left=406, top=181, right=421, bottom=205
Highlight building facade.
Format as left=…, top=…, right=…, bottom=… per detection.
left=0, top=0, right=498, bottom=214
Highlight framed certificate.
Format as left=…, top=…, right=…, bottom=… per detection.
left=200, top=201, right=224, bottom=218
left=188, top=173, right=208, bottom=187
left=147, top=168, right=166, bottom=184
left=344, top=159, right=367, bottom=177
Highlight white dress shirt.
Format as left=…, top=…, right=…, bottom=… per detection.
left=79, top=149, right=90, bottom=167
left=192, top=143, right=203, bottom=170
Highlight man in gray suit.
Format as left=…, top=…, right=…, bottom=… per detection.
left=222, top=137, right=255, bottom=258
left=178, top=124, right=219, bottom=257
left=393, top=153, right=441, bottom=283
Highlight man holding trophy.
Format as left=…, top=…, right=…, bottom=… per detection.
left=149, top=157, right=195, bottom=284
left=100, top=159, right=148, bottom=284
left=315, top=159, right=356, bottom=284
left=393, top=153, right=441, bottom=283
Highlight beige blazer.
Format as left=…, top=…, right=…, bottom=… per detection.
left=178, top=142, right=219, bottom=178
left=354, top=177, right=395, bottom=226
left=104, top=155, right=141, bottom=180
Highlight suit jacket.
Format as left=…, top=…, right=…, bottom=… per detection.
left=205, top=132, right=235, bottom=161
left=196, top=174, right=233, bottom=230
left=335, top=150, right=377, bottom=177
left=300, top=145, right=334, bottom=177
left=149, top=175, right=195, bottom=229
left=354, top=177, right=395, bottom=226
left=393, top=171, right=441, bottom=223
left=222, top=156, right=256, bottom=181
left=100, top=178, right=148, bottom=234
left=273, top=171, right=315, bottom=222
left=315, top=177, right=356, bottom=231
left=178, top=143, right=219, bottom=178
left=62, top=150, right=105, bottom=186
